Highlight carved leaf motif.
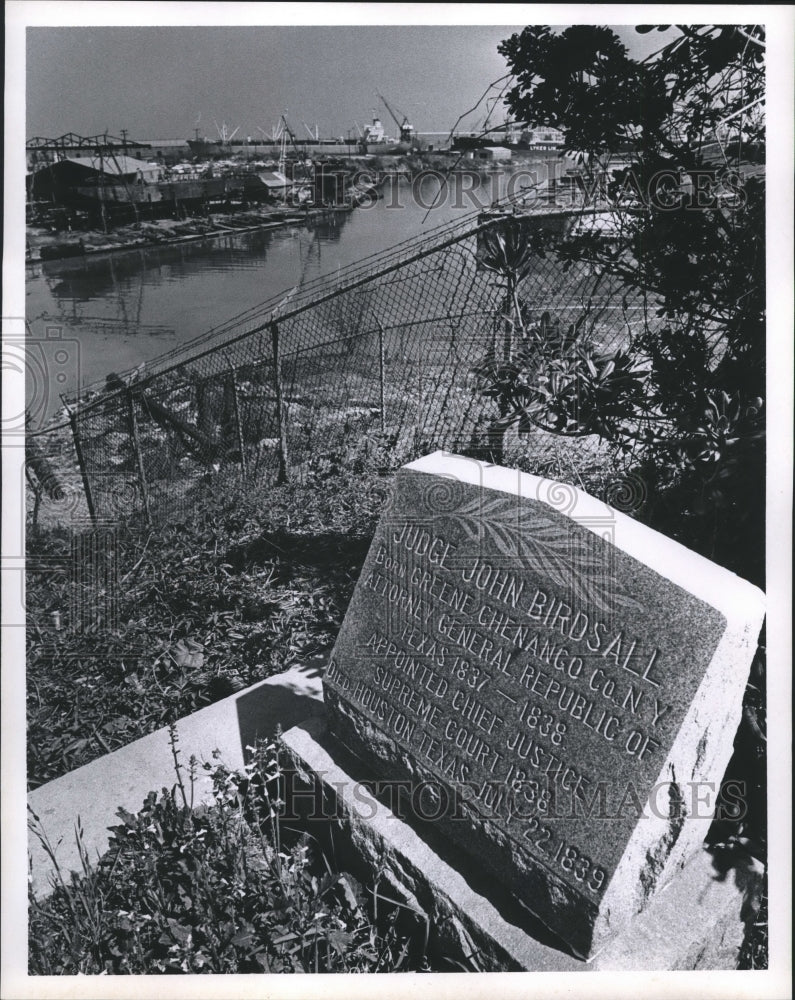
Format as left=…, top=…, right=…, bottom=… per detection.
left=449, top=495, right=641, bottom=615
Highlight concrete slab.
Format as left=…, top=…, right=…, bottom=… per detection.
left=281, top=718, right=761, bottom=972
left=27, top=661, right=324, bottom=897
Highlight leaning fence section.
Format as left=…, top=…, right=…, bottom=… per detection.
left=61, top=213, right=656, bottom=524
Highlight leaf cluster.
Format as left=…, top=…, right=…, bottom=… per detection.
left=487, top=25, right=765, bottom=582
left=499, top=25, right=764, bottom=158
left=29, top=738, right=431, bottom=974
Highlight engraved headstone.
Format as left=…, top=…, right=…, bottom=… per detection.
left=322, top=452, right=765, bottom=959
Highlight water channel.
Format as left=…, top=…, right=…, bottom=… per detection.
left=25, top=169, right=548, bottom=423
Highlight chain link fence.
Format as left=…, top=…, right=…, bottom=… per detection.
left=36, top=208, right=657, bottom=525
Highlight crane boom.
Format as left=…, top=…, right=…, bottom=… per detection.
left=280, top=114, right=307, bottom=162
left=377, top=92, right=403, bottom=131
left=376, top=92, right=415, bottom=143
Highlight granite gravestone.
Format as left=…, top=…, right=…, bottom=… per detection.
left=322, top=452, right=765, bottom=959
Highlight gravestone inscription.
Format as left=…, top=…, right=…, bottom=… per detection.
left=322, top=452, right=765, bottom=958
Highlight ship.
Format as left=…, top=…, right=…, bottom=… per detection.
left=453, top=122, right=565, bottom=153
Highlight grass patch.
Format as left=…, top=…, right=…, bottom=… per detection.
left=26, top=469, right=392, bottom=789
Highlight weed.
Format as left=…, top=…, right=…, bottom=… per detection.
left=28, top=731, right=436, bottom=974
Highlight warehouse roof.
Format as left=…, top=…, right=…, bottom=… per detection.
left=60, top=154, right=159, bottom=176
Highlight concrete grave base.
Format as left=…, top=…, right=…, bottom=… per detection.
left=281, top=717, right=761, bottom=972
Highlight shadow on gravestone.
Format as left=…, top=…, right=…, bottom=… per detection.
left=320, top=451, right=766, bottom=961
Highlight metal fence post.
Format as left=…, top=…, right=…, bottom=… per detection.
left=224, top=354, right=248, bottom=478
left=64, top=404, right=97, bottom=526
left=195, top=377, right=213, bottom=443
left=371, top=313, right=387, bottom=434
left=270, top=322, right=290, bottom=483
left=126, top=388, right=152, bottom=524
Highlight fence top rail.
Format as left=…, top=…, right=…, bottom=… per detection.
left=70, top=213, right=510, bottom=417
left=67, top=209, right=483, bottom=398
left=64, top=185, right=623, bottom=413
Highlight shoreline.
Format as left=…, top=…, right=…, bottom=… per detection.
left=25, top=208, right=322, bottom=264
left=26, top=178, right=380, bottom=264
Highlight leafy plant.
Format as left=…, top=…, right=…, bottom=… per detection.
left=492, top=25, right=765, bottom=583
left=29, top=731, right=435, bottom=974
left=478, top=218, right=538, bottom=362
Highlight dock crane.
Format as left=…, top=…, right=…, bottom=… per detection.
left=377, top=92, right=416, bottom=143
left=212, top=119, right=240, bottom=144
left=258, top=120, right=285, bottom=143
left=279, top=113, right=312, bottom=170
left=280, top=113, right=301, bottom=150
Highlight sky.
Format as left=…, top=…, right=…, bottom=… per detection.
left=25, top=23, right=670, bottom=142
